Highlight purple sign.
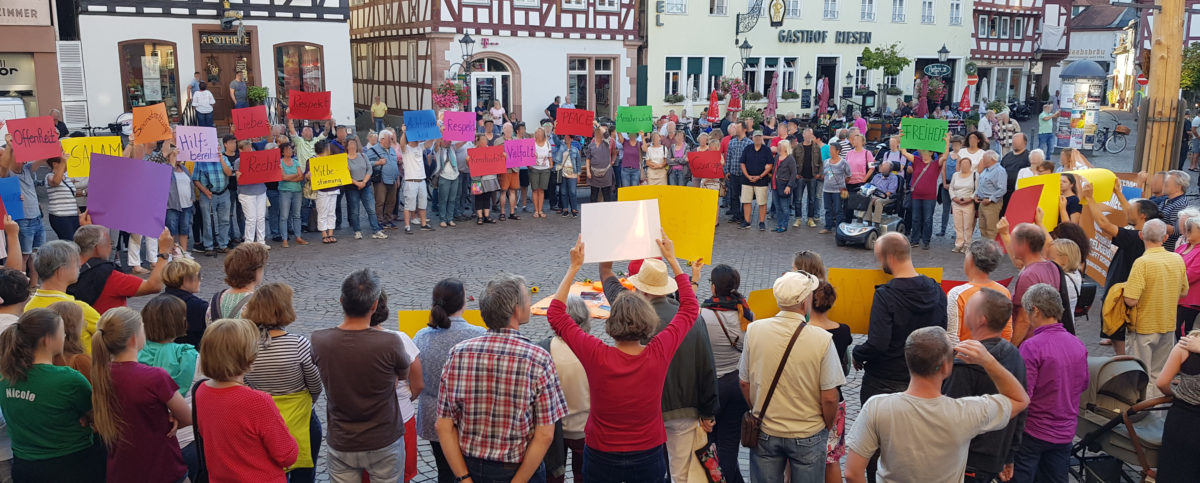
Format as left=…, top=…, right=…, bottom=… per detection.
left=175, top=126, right=220, bottom=163
left=504, top=138, right=536, bottom=168
left=88, top=154, right=172, bottom=237
left=443, top=111, right=476, bottom=142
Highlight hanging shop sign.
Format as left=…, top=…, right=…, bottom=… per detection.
left=769, top=0, right=785, bottom=27
left=923, top=63, right=952, bottom=77
left=778, top=30, right=872, bottom=44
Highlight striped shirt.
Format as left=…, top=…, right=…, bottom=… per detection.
left=245, top=331, right=323, bottom=399
left=44, top=174, right=79, bottom=217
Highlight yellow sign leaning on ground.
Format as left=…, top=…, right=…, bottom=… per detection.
left=397, top=310, right=486, bottom=339
left=1016, top=168, right=1116, bottom=230
left=308, top=153, right=352, bottom=191
left=747, top=267, right=943, bottom=334
left=60, top=136, right=122, bottom=177
left=618, top=185, right=719, bottom=264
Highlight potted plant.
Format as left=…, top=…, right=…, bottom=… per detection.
left=434, top=80, right=470, bottom=111
left=247, top=86, right=269, bottom=106
left=718, top=76, right=748, bottom=100
left=886, top=86, right=904, bottom=96
left=745, top=91, right=764, bottom=101
left=781, top=89, right=799, bottom=100
left=738, top=108, right=764, bottom=124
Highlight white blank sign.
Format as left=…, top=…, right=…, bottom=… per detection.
left=581, top=200, right=662, bottom=263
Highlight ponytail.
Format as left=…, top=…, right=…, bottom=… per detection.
left=429, top=279, right=465, bottom=329
left=0, top=309, right=62, bottom=383
left=710, top=264, right=743, bottom=300
left=90, top=307, right=144, bottom=447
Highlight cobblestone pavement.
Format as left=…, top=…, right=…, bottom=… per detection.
left=132, top=198, right=1123, bottom=481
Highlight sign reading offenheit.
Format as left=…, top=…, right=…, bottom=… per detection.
left=6, top=116, right=60, bottom=163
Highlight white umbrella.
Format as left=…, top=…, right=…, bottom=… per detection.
left=977, top=77, right=990, bottom=112
left=683, top=75, right=696, bottom=118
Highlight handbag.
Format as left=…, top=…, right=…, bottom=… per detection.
left=367, top=146, right=386, bottom=183
left=740, top=320, right=807, bottom=448
left=694, top=442, right=726, bottom=483
left=471, top=181, right=483, bottom=195
left=191, top=379, right=211, bottom=483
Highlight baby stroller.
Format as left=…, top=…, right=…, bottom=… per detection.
left=1072, top=356, right=1171, bottom=483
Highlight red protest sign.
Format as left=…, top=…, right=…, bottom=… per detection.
left=6, top=116, right=61, bottom=163
left=687, top=151, right=724, bottom=179
left=287, top=90, right=332, bottom=120
left=237, top=149, right=283, bottom=185
left=997, top=184, right=1044, bottom=249
left=468, top=145, right=506, bottom=177
left=555, top=108, right=595, bottom=137
left=231, top=106, right=270, bottom=140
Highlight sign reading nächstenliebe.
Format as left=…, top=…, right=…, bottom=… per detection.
left=778, top=30, right=872, bottom=44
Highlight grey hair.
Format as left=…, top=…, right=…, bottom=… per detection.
left=966, top=240, right=1003, bottom=274
left=982, top=150, right=1000, bottom=163
left=379, top=128, right=396, bottom=141
left=480, top=274, right=528, bottom=330
left=1029, top=149, right=1045, bottom=162
left=265, top=142, right=278, bottom=150
left=564, top=295, right=591, bottom=332
left=1168, top=170, right=1192, bottom=191
left=34, top=240, right=80, bottom=281
left=1182, top=207, right=1200, bottom=235
left=72, top=225, right=109, bottom=254
left=340, top=269, right=383, bottom=318
left=1021, top=283, right=1064, bottom=321
left=1142, top=218, right=1168, bottom=244
left=904, top=327, right=953, bottom=377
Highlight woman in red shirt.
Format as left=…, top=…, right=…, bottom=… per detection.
left=547, top=232, right=699, bottom=482
left=195, top=318, right=298, bottom=482
left=901, top=132, right=951, bottom=250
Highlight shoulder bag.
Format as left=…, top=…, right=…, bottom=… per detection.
left=367, top=146, right=386, bottom=183
left=740, top=320, right=807, bottom=448
left=208, top=289, right=251, bottom=322
left=191, top=379, right=211, bottom=483
left=903, top=158, right=935, bottom=209
left=702, top=310, right=741, bottom=352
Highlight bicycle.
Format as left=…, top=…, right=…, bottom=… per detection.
left=1093, top=121, right=1129, bottom=154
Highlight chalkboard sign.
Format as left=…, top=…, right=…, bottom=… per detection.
left=801, top=89, right=812, bottom=109
left=841, top=87, right=853, bottom=99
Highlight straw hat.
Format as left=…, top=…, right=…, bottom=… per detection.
left=773, top=271, right=820, bottom=307
left=627, top=258, right=678, bottom=296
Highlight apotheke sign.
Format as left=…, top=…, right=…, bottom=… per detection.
left=778, top=30, right=872, bottom=44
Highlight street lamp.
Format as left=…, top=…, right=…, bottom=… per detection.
left=938, top=44, right=950, bottom=63
left=730, top=39, right=754, bottom=74
left=805, top=72, right=813, bottom=87
left=459, top=33, right=476, bottom=65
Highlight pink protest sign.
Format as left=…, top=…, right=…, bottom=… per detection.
left=443, top=111, right=476, bottom=142
left=504, top=138, right=536, bottom=168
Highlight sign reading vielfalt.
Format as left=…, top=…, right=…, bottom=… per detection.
left=0, top=0, right=51, bottom=26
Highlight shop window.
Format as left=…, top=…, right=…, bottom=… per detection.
left=710, top=0, right=727, bottom=15
left=891, top=0, right=905, bottom=23
left=570, top=58, right=591, bottom=109
left=595, top=58, right=614, bottom=118
left=118, top=40, right=181, bottom=121
left=978, top=15, right=989, bottom=38
left=949, top=0, right=962, bottom=25
left=664, top=57, right=681, bottom=97
left=568, top=57, right=615, bottom=117
left=1014, top=18, right=1024, bottom=39
left=861, top=0, right=875, bottom=21
left=275, top=43, right=324, bottom=96
left=824, top=0, right=838, bottom=19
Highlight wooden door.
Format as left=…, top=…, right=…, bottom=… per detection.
left=205, top=52, right=254, bottom=127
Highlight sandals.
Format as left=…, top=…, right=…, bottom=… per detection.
left=322, top=236, right=332, bottom=244
left=477, top=217, right=484, bottom=225
left=499, top=214, right=507, bottom=221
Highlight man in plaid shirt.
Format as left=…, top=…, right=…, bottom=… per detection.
left=437, top=274, right=568, bottom=482
left=725, top=125, right=754, bottom=224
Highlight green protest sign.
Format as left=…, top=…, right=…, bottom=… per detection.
left=615, top=106, right=654, bottom=133
left=899, top=117, right=949, bottom=152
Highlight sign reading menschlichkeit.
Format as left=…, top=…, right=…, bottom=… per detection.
left=778, top=30, right=872, bottom=44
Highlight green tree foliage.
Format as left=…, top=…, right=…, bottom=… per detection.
left=860, top=43, right=912, bottom=77
left=1182, top=43, right=1200, bottom=92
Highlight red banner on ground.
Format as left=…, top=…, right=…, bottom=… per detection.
left=468, top=145, right=506, bottom=177
left=687, top=151, right=724, bottom=179
left=231, top=106, right=270, bottom=140
left=287, top=90, right=332, bottom=120
left=237, top=149, right=283, bottom=185
left=555, top=108, right=594, bottom=137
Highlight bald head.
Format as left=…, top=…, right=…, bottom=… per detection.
left=1013, top=223, right=1046, bottom=256
left=875, top=233, right=912, bottom=275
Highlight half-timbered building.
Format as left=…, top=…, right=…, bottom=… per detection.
left=970, top=0, right=1071, bottom=104
left=350, top=0, right=641, bottom=123
left=70, top=0, right=355, bottom=129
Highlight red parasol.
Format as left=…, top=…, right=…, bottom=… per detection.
left=707, top=90, right=720, bottom=122
left=764, top=72, right=779, bottom=119
left=818, top=77, right=830, bottom=117
left=915, top=77, right=930, bottom=118
left=958, top=85, right=971, bottom=112
left=727, top=93, right=742, bottom=114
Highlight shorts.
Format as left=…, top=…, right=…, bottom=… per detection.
left=500, top=172, right=520, bottom=190
left=519, top=169, right=530, bottom=188
left=402, top=180, right=428, bottom=211
left=826, top=401, right=847, bottom=464
left=528, top=168, right=551, bottom=190
left=740, top=184, right=769, bottom=206
left=16, top=218, right=44, bottom=255
left=1190, top=138, right=1200, bottom=154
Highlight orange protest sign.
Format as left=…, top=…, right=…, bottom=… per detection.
left=131, top=103, right=172, bottom=143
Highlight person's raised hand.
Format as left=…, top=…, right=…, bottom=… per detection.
left=1034, top=207, right=1044, bottom=226
left=157, top=228, right=174, bottom=255
left=1081, top=182, right=1094, bottom=200
left=953, top=339, right=997, bottom=366
left=3, top=215, right=17, bottom=238
left=656, top=228, right=676, bottom=261
left=569, top=236, right=585, bottom=269
left=1137, top=170, right=1149, bottom=186
left=78, top=211, right=92, bottom=227
left=690, top=258, right=705, bottom=281
left=996, top=216, right=1010, bottom=234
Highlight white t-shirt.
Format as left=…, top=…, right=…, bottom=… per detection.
left=1017, top=167, right=1035, bottom=180
left=192, top=90, right=216, bottom=114
left=847, top=392, right=1013, bottom=483
left=490, top=107, right=506, bottom=121
left=401, top=144, right=425, bottom=181
left=958, top=148, right=986, bottom=169
left=1191, top=116, right=1200, bottom=138
left=386, top=330, right=420, bottom=422
left=534, top=141, right=553, bottom=170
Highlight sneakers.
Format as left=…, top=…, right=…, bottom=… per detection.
left=405, top=225, right=413, bottom=234
left=818, top=229, right=831, bottom=234
left=420, top=224, right=435, bottom=231
left=758, top=222, right=766, bottom=231
left=739, top=222, right=751, bottom=229
left=792, top=219, right=802, bottom=227
left=372, top=231, right=388, bottom=239
left=439, top=222, right=447, bottom=227
left=807, top=218, right=817, bottom=227
left=354, top=231, right=364, bottom=240
left=261, top=243, right=271, bottom=250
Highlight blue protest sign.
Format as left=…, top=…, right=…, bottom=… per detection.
left=403, top=110, right=442, bottom=142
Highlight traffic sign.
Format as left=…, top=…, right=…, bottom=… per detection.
left=1137, top=73, right=1148, bottom=86
left=967, top=74, right=979, bottom=86
left=923, top=63, right=952, bottom=77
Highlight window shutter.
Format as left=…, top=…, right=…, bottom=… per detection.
left=56, top=41, right=89, bottom=128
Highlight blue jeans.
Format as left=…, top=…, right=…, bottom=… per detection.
left=165, top=207, right=194, bottom=237
left=911, top=198, right=936, bottom=244
left=437, top=177, right=461, bottom=223
left=196, top=112, right=213, bottom=127
left=583, top=444, right=668, bottom=483
left=327, top=435, right=403, bottom=483
left=344, top=184, right=382, bottom=232
left=668, top=169, right=687, bottom=186
left=197, top=191, right=231, bottom=250
left=234, top=101, right=249, bottom=109
left=1011, top=433, right=1070, bottom=483
left=374, top=118, right=385, bottom=133
left=464, top=457, right=546, bottom=483
left=749, top=429, right=828, bottom=483
left=822, top=191, right=842, bottom=230
left=794, top=178, right=821, bottom=219
left=16, top=218, right=44, bottom=255
left=560, top=177, right=580, bottom=213
left=1038, top=132, right=1056, bottom=157
left=773, top=190, right=791, bottom=230
left=278, top=190, right=303, bottom=239
left=227, top=185, right=243, bottom=241
left=266, top=188, right=281, bottom=239
left=938, top=185, right=952, bottom=236
left=621, top=167, right=641, bottom=188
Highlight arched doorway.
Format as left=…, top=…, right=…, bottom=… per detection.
left=470, top=57, right=513, bottom=117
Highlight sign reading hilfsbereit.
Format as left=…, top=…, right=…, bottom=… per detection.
left=287, top=90, right=331, bottom=120
left=442, top=111, right=476, bottom=142
left=899, top=117, right=949, bottom=152
left=615, top=106, right=653, bottom=133
left=403, top=110, right=442, bottom=142
left=555, top=108, right=595, bottom=137
left=175, top=126, right=220, bottom=163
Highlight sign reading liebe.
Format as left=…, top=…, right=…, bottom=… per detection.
left=60, top=136, right=122, bottom=177
left=555, top=108, right=595, bottom=137
left=287, top=90, right=332, bottom=120
left=442, top=111, right=476, bottom=142
left=615, top=106, right=653, bottom=133
left=504, top=139, right=536, bottom=168
left=237, top=149, right=283, bottom=185
left=467, top=145, right=506, bottom=177
left=686, top=151, right=724, bottom=179
left=6, top=116, right=61, bottom=163
left=131, top=103, right=172, bottom=144
left=899, top=117, right=949, bottom=152
left=231, top=106, right=270, bottom=140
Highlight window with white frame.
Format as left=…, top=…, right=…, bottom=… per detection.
left=664, top=57, right=681, bottom=97
left=710, top=0, right=727, bottom=15
left=570, top=58, right=590, bottom=109
left=786, top=0, right=800, bottom=17
left=783, top=58, right=797, bottom=92
left=462, top=0, right=489, bottom=5
left=949, top=0, right=962, bottom=25
left=594, top=58, right=613, bottom=118
left=855, top=60, right=869, bottom=91
left=665, top=0, right=686, bottom=13
left=999, top=16, right=1010, bottom=38
left=977, top=14, right=988, bottom=38
left=513, top=0, right=538, bottom=7
left=562, top=0, right=585, bottom=9
left=891, top=0, right=905, bottom=22
left=861, top=0, right=875, bottom=20
left=743, top=58, right=759, bottom=94
left=921, top=0, right=934, bottom=23
left=596, top=0, right=618, bottom=11
left=824, top=0, right=838, bottom=19
left=885, top=75, right=898, bottom=89
left=1013, top=17, right=1024, bottom=38
left=764, top=58, right=779, bottom=94
left=988, top=16, right=999, bottom=37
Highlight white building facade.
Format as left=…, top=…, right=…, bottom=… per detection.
left=647, top=0, right=974, bottom=116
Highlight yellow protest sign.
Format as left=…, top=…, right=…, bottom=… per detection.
left=1016, top=168, right=1116, bottom=230
left=307, top=153, right=351, bottom=191
left=396, top=310, right=486, bottom=338
left=60, top=136, right=122, bottom=177
left=618, top=185, right=719, bottom=264
left=748, top=267, right=944, bottom=334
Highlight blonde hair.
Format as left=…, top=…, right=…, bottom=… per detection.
left=778, top=140, right=793, bottom=157
left=91, top=307, right=144, bottom=447
left=242, top=282, right=297, bottom=328
left=200, top=319, right=259, bottom=382
left=1051, top=238, right=1082, bottom=272
left=606, top=292, right=658, bottom=342
left=162, top=258, right=201, bottom=289
left=47, top=301, right=85, bottom=357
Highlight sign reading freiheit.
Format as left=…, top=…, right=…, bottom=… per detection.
left=778, top=30, right=871, bottom=44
